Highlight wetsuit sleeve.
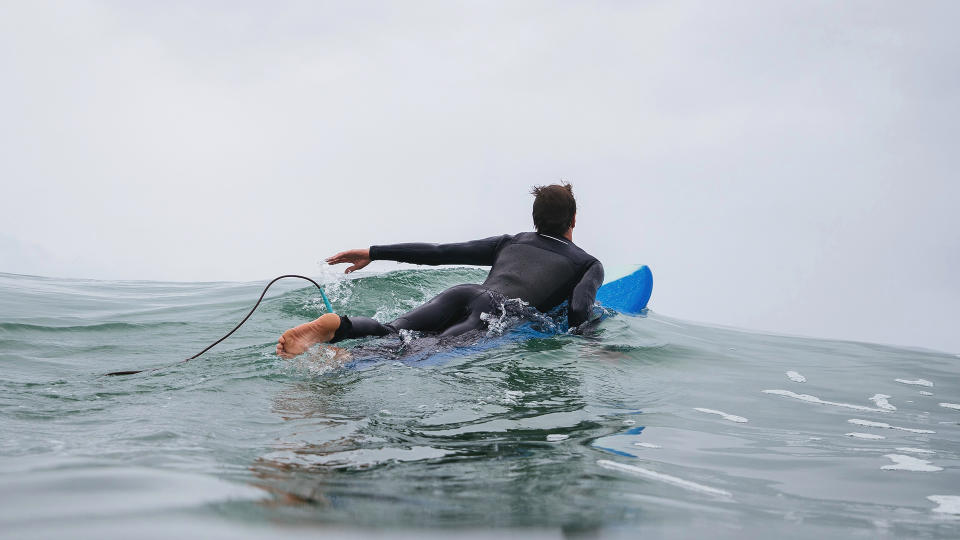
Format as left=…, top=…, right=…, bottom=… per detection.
left=369, top=235, right=511, bottom=266
left=568, top=261, right=604, bottom=328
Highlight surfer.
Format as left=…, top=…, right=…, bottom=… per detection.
left=276, top=183, right=604, bottom=358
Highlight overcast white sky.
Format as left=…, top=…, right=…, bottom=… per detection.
left=1, top=1, right=958, bottom=352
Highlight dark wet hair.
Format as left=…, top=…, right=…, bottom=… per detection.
left=531, top=182, right=576, bottom=236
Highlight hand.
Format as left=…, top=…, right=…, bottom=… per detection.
left=326, top=248, right=371, bottom=274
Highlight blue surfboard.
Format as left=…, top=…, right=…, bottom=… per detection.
left=595, top=265, right=653, bottom=314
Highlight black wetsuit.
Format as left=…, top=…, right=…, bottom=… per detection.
left=331, top=232, right=604, bottom=342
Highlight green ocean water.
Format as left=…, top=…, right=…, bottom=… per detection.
left=1, top=269, right=958, bottom=539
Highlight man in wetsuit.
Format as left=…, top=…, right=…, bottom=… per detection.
left=276, top=183, right=604, bottom=358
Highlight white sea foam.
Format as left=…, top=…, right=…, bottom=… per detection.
left=881, top=454, right=942, bottom=472
left=693, top=408, right=748, bottom=423
left=869, top=394, right=896, bottom=411
left=634, top=442, right=661, bottom=449
left=546, top=434, right=569, bottom=442
left=940, top=403, right=960, bottom=411
left=762, top=390, right=887, bottom=412
left=846, top=432, right=885, bottom=440
left=501, top=390, right=525, bottom=405
left=895, top=378, right=933, bottom=387
left=786, top=371, right=806, bottom=383
left=397, top=328, right=421, bottom=345
left=896, top=447, right=935, bottom=455
left=596, top=460, right=731, bottom=498
left=847, top=419, right=935, bottom=434
left=919, top=391, right=933, bottom=396
left=928, top=495, right=960, bottom=515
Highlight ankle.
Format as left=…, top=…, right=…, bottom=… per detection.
left=315, top=313, right=341, bottom=328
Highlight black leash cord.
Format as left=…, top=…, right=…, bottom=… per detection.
left=105, top=274, right=328, bottom=376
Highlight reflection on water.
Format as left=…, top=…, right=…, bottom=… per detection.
left=253, top=350, right=623, bottom=529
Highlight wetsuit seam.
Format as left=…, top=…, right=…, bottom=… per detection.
left=537, top=233, right=569, bottom=245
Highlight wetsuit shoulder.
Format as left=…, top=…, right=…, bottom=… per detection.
left=510, top=232, right=599, bottom=268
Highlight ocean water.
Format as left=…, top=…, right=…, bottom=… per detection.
left=1, top=269, right=958, bottom=539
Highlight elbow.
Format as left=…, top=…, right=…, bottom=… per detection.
left=568, top=305, right=589, bottom=329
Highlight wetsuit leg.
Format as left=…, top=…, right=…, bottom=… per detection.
left=330, top=284, right=490, bottom=342
left=390, top=284, right=487, bottom=332
left=438, top=289, right=498, bottom=337
left=330, top=316, right=393, bottom=343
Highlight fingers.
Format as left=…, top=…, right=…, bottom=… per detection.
left=326, top=251, right=349, bottom=264
left=345, top=258, right=372, bottom=273
left=326, top=248, right=369, bottom=265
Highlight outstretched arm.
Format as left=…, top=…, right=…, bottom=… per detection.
left=568, top=261, right=604, bottom=329
left=326, top=235, right=512, bottom=273
left=371, top=235, right=511, bottom=266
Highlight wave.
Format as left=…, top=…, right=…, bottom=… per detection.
left=0, top=321, right=192, bottom=333
left=3, top=269, right=959, bottom=534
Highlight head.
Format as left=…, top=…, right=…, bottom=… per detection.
left=531, top=182, right=577, bottom=237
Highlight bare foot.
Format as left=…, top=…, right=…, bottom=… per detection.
left=276, top=313, right=341, bottom=359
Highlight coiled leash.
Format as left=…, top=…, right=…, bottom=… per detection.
left=105, top=274, right=333, bottom=376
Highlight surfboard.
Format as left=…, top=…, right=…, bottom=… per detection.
left=595, top=265, right=653, bottom=314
